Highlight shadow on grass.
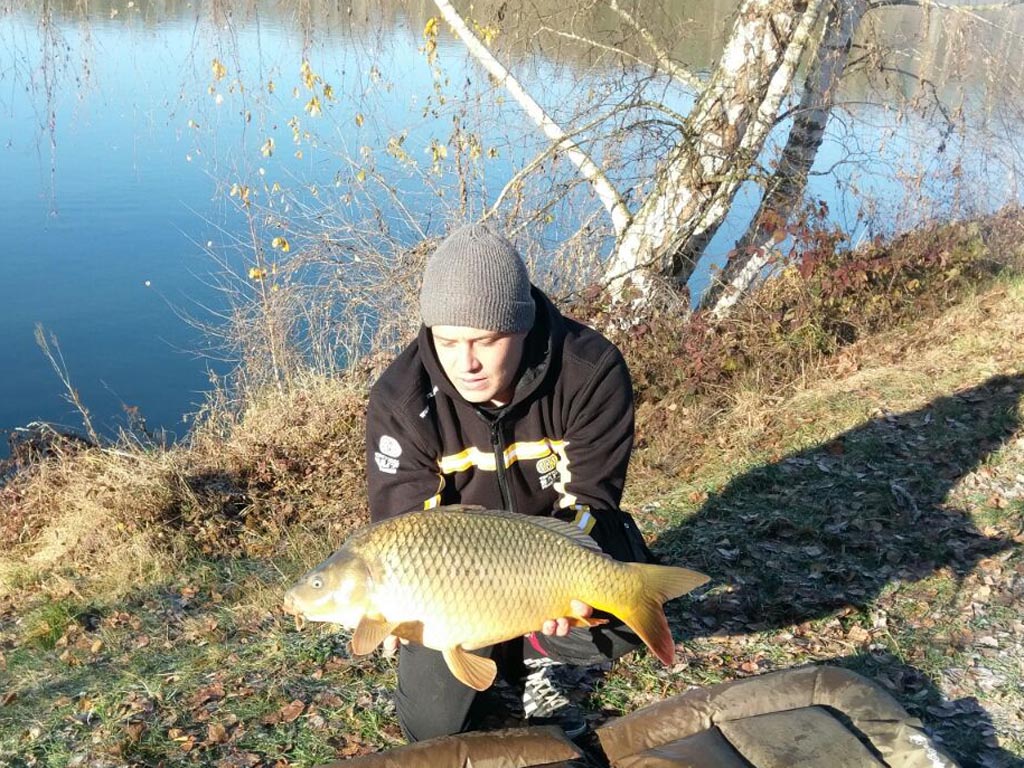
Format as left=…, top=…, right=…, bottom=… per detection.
left=655, top=372, right=1022, bottom=634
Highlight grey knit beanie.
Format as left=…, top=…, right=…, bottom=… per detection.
left=419, top=223, right=535, bottom=333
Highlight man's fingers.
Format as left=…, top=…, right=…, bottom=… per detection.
left=540, top=602, right=594, bottom=636
left=382, top=634, right=400, bottom=657
left=571, top=600, right=592, bottom=617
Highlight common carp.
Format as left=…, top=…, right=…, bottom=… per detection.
left=282, top=505, right=708, bottom=691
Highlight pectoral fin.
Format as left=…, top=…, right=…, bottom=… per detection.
left=391, top=621, right=424, bottom=645
left=442, top=646, right=497, bottom=691
left=351, top=616, right=397, bottom=656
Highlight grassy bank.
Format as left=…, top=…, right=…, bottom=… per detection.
left=2, top=210, right=1023, bottom=766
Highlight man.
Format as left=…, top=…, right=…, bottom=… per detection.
left=365, top=222, right=655, bottom=742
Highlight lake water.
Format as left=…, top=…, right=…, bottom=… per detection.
left=1, top=1, right=1021, bottom=455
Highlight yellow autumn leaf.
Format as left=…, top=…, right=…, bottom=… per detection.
left=305, top=96, right=322, bottom=117
left=474, top=22, right=499, bottom=46
left=248, top=267, right=268, bottom=280
left=300, top=60, right=319, bottom=90
left=267, top=79, right=275, bottom=93
left=260, top=137, right=275, bottom=157
left=355, top=169, right=366, bottom=183
left=323, top=84, right=334, bottom=101
left=271, top=237, right=291, bottom=252
left=229, top=183, right=252, bottom=205
left=354, top=113, right=364, bottom=127
left=211, top=58, right=227, bottom=81
left=424, top=17, right=438, bottom=37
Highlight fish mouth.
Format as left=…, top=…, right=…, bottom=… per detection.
left=281, top=592, right=307, bottom=630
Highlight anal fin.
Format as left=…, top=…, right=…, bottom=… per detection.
left=565, top=616, right=609, bottom=629
left=351, top=615, right=397, bottom=656
left=442, top=646, right=497, bottom=691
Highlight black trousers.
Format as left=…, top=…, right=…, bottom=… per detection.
left=394, top=621, right=641, bottom=742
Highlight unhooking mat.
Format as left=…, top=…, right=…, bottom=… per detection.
left=595, top=665, right=958, bottom=768
left=320, top=665, right=959, bottom=767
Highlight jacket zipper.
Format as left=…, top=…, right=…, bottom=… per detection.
left=490, top=420, right=516, bottom=514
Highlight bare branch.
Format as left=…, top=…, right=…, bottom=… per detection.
left=603, top=1, right=703, bottom=90
left=869, top=0, right=1022, bottom=11
left=868, top=0, right=1024, bottom=35
left=532, top=1, right=708, bottom=92
left=431, top=0, right=631, bottom=237
left=537, top=26, right=673, bottom=76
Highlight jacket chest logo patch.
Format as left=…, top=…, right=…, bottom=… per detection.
left=536, top=455, right=558, bottom=474
left=379, top=435, right=402, bottom=458
left=536, top=455, right=560, bottom=489
left=375, top=435, right=402, bottom=474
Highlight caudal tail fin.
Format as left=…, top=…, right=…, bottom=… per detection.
left=618, top=564, right=709, bottom=665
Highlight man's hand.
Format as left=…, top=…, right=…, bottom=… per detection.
left=382, top=634, right=407, bottom=657
left=541, top=600, right=592, bottom=637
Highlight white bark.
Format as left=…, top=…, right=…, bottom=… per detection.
left=602, top=0, right=829, bottom=305
left=707, top=0, right=869, bottom=319
left=430, top=0, right=631, bottom=238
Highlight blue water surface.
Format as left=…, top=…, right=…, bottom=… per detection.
left=1, top=2, right=1019, bottom=457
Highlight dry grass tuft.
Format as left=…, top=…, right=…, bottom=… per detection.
left=187, top=372, right=372, bottom=557
left=1, top=373, right=372, bottom=603
left=0, top=447, right=188, bottom=599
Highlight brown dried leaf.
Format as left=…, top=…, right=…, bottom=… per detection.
left=206, top=722, right=229, bottom=744
left=280, top=699, right=305, bottom=723
left=846, top=625, right=871, bottom=644
left=191, top=681, right=226, bottom=707
left=317, top=693, right=344, bottom=708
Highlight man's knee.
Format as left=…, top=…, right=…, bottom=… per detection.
left=395, top=643, right=480, bottom=742
left=395, top=687, right=470, bottom=742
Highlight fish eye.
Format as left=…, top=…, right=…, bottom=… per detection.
left=310, top=576, right=324, bottom=589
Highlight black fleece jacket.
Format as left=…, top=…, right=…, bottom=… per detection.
left=365, top=287, right=645, bottom=561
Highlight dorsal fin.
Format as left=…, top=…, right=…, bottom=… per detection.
left=520, top=514, right=607, bottom=555
left=434, top=505, right=606, bottom=555
left=437, top=503, right=488, bottom=514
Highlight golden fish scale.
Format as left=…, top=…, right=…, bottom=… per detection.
left=349, top=510, right=638, bottom=650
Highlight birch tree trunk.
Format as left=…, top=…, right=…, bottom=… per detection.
left=703, top=0, right=869, bottom=318
left=602, top=0, right=828, bottom=305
